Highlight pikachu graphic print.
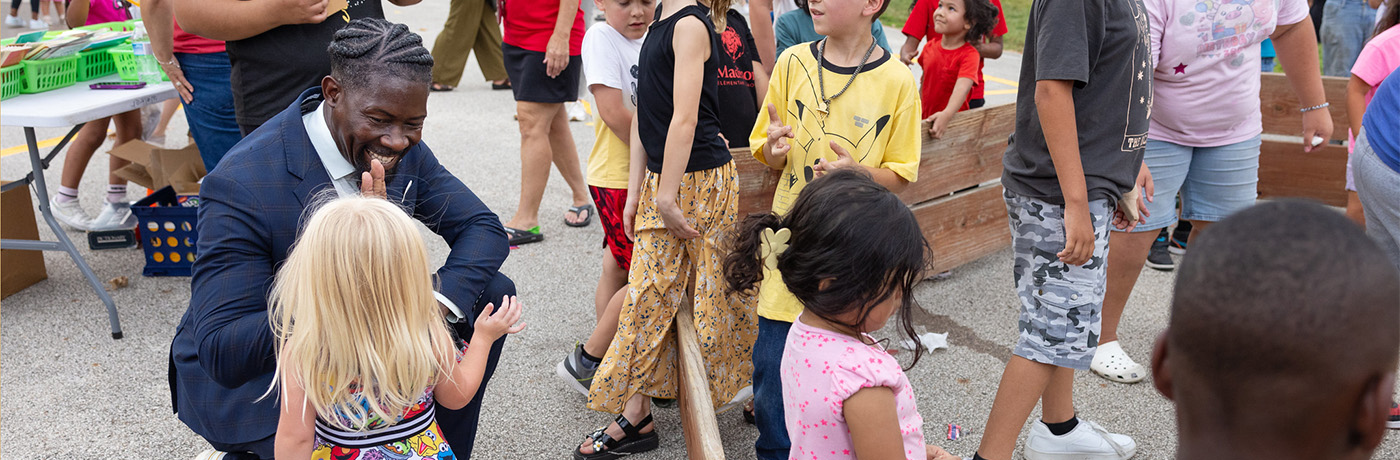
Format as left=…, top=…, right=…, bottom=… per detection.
left=750, top=42, right=923, bottom=215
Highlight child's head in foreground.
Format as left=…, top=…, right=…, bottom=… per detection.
left=270, top=196, right=456, bottom=431
left=1153, top=200, right=1400, bottom=460
left=809, top=0, right=892, bottom=36
left=726, top=169, right=930, bottom=363
left=596, top=0, right=655, bottom=40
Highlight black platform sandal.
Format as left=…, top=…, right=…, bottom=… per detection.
left=573, top=413, right=658, bottom=460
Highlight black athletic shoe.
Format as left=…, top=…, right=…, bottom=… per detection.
left=1169, top=221, right=1191, bottom=255
left=1146, top=228, right=1175, bottom=271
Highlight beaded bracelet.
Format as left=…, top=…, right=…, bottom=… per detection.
left=1300, top=102, right=1330, bottom=113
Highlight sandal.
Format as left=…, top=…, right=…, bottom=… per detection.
left=430, top=83, right=455, bottom=92
left=505, top=226, right=544, bottom=246
left=1090, top=341, right=1146, bottom=384
left=565, top=204, right=594, bottom=228
left=492, top=80, right=512, bottom=90
left=574, top=413, right=658, bottom=460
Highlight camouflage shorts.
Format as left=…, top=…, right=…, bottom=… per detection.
left=1004, top=190, right=1112, bottom=370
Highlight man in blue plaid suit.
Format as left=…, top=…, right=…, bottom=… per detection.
left=169, top=19, right=513, bottom=459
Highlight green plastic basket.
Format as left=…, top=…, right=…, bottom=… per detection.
left=108, top=45, right=168, bottom=82
left=19, top=55, right=78, bottom=94
left=1, top=64, right=24, bottom=100
left=74, top=20, right=136, bottom=32
left=77, top=47, right=117, bottom=81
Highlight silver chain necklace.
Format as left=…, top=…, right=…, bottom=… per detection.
left=816, top=37, right=878, bottom=114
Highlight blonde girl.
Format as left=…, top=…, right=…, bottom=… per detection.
left=572, top=0, right=757, bottom=455
left=269, top=197, right=525, bottom=460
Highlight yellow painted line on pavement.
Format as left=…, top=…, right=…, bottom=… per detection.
left=984, top=75, right=1019, bottom=87
left=985, top=89, right=1017, bottom=96
left=1, top=128, right=114, bottom=158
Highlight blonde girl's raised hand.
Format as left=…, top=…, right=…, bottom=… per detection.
left=437, top=296, right=527, bottom=410
left=473, top=295, right=527, bottom=342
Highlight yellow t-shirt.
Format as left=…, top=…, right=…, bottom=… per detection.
left=588, top=118, right=631, bottom=189
left=748, top=41, right=922, bottom=322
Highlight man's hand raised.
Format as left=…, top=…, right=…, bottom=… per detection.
left=360, top=159, right=387, bottom=199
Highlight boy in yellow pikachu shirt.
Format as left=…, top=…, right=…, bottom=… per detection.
left=746, top=0, right=921, bottom=454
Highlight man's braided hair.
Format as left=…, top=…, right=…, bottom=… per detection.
left=327, top=18, right=434, bottom=90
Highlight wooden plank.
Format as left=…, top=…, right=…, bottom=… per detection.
left=733, top=147, right=779, bottom=216
left=676, top=271, right=726, bottom=460
left=900, top=103, right=1016, bottom=204
left=1258, top=140, right=1348, bottom=207
left=734, top=103, right=1017, bottom=215
left=1260, top=73, right=1349, bottom=140
left=911, top=184, right=1011, bottom=272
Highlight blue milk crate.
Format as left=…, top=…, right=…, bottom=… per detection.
left=130, top=186, right=199, bottom=276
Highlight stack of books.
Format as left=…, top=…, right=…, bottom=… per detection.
left=21, top=30, right=129, bottom=61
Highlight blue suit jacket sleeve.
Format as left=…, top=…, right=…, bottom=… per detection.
left=188, top=173, right=280, bottom=388
left=411, top=144, right=509, bottom=314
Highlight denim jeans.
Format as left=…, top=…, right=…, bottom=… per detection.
left=1321, top=0, right=1378, bottom=77
left=174, top=52, right=242, bottom=171
left=754, top=317, right=792, bottom=460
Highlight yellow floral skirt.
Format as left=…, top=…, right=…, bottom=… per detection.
left=586, top=161, right=757, bottom=413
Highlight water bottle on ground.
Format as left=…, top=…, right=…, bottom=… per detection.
left=130, top=21, right=162, bottom=85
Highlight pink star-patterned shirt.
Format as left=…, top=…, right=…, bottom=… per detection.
left=781, top=315, right=926, bottom=460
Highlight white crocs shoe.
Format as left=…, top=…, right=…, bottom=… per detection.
left=1025, top=418, right=1136, bottom=460
left=1090, top=341, right=1146, bottom=384
left=4, top=15, right=23, bottom=27
left=49, top=197, right=93, bottom=231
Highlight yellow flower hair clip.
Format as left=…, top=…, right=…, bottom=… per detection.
left=760, top=227, right=791, bottom=271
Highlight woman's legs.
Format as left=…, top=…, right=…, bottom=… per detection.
left=504, top=102, right=588, bottom=230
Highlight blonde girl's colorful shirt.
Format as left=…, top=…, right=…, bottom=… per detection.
left=310, top=346, right=466, bottom=460
left=582, top=22, right=644, bottom=189
left=1145, top=0, right=1309, bottom=147
left=747, top=42, right=921, bottom=323
left=782, top=316, right=926, bottom=460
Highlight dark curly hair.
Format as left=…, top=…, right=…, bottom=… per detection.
left=724, top=169, right=932, bottom=368
left=963, top=0, right=999, bottom=45
left=326, top=18, right=435, bottom=90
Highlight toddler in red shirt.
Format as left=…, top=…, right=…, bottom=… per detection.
left=914, top=0, right=998, bottom=138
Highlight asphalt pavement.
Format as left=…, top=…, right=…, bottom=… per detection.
left=1, top=3, right=1397, bottom=459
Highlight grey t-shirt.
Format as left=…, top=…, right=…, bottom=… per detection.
left=1001, top=0, right=1152, bottom=205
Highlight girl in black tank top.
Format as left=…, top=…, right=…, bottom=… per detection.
left=573, top=0, right=758, bottom=458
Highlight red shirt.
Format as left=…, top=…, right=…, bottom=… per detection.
left=501, top=0, right=585, bottom=54
left=917, top=35, right=980, bottom=118
left=172, top=19, right=225, bottom=54
left=902, top=0, right=1005, bottom=100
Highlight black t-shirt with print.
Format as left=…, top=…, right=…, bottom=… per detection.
left=226, top=0, right=385, bottom=130
left=1001, top=0, right=1152, bottom=205
left=715, top=9, right=762, bottom=147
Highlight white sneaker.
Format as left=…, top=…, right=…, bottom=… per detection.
left=192, top=449, right=235, bottom=460
left=4, top=15, right=23, bottom=27
left=26, top=18, right=44, bottom=29
left=90, top=202, right=137, bottom=231
left=1025, top=418, right=1136, bottom=460
left=1090, top=341, right=1147, bottom=384
left=49, top=197, right=93, bottom=231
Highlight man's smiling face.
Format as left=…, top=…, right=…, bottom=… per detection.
left=322, top=75, right=429, bottom=181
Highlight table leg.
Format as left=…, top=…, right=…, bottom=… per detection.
left=19, top=127, right=124, bottom=339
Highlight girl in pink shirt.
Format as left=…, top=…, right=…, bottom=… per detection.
left=1345, top=2, right=1400, bottom=225
left=724, top=169, right=954, bottom=460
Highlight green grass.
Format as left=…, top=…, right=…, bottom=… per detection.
left=879, top=0, right=1031, bottom=52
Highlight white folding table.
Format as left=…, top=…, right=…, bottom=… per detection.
left=1, top=77, right=176, bottom=339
